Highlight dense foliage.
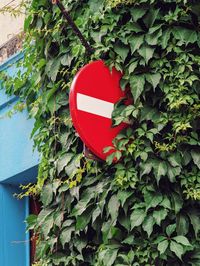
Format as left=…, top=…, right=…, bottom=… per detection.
left=1, top=0, right=200, bottom=265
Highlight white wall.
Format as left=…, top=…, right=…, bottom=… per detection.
left=0, top=0, right=25, bottom=46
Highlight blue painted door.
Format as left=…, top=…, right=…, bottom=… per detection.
left=0, top=184, right=30, bottom=266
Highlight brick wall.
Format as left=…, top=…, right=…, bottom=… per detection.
left=0, top=0, right=24, bottom=63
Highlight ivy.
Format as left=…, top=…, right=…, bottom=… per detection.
left=1, top=0, right=200, bottom=265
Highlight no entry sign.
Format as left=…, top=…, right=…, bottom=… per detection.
left=69, top=60, right=128, bottom=161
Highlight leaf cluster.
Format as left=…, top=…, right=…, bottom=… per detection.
left=1, top=0, right=200, bottom=265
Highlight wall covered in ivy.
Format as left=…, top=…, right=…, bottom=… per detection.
left=2, top=0, right=200, bottom=265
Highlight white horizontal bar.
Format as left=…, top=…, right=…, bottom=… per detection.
left=77, top=93, right=114, bottom=119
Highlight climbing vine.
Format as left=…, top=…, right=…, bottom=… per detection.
left=1, top=0, right=200, bottom=265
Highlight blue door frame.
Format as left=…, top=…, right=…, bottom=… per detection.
left=0, top=52, right=39, bottom=266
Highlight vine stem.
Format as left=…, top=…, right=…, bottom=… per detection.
left=52, top=0, right=94, bottom=56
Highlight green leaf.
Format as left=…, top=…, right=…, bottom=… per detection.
left=130, top=208, right=146, bottom=229
left=166, top=224, right=176, bottom=237
left=117, top=190, right=133, bottom=207
left=146, top=29, right=162, bottom=46
left=41, top=183, right=53, bottom=206
left=26, top=214, right=37, bottom=230
left=144, top=192, right=163, bottom=210
left=76, top=210, right=92, bottom=230
left=138, top=45, right=154, bottom=64
left=144, top=8, right=160, bottom=28
left=173, top=27, right=197, bottom=45
left=72, top=188, right=95, bottom=216
left=170, top=240, right=184, bottom=260
left=171, top=192, right=183, bottom=214
left=168, top=165, right=181, bottom=183
left=108, top=195, right=120, bottom=222
left=160, top=196, right=171, bottom=209
left=173, top=236, right=192, bottom=247
left=160, top=29, right=171, bottom=49
left=50, top=58, right=61, bottom=82
left=168, top=153, right=182, bottom=167
left=153, top=208, right=168, bottom=226
left=158, top=240, right=169, bottom=255
left=176, top=214, right=189, bottom=236
left=41, top=214, right=54, bottom=238
left=153, top=160, right=168, bottom=183
left=98, top=247, right=119, bottom=266
left=130, top=75, right=145, bottom=101
left=188, top=210, right=200, bottom=238
left=114, top=43, right=129, bottom=61
left=131, top=8, right=147, bottom=22
left=129, top=35, right=144, bottom=53
left=140, top=160, right=153, bottom=177
left=60, top=226, right=74, bottom=247
left=145, top=73, right=161, bottom=89
left=191, top=150, right=200, bottom=169
left=57, top=153, right=73, bottom=174
left=102, top=220, right=115, bottom=243
left=142, top=215, right=155, bottom=237
left=128, top=61, right=138, bottom=73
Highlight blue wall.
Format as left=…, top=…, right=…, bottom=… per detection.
left=0, top=53, right=39, bottom=266
left=0, top=52, right=39, bottom=184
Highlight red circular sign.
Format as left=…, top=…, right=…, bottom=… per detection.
left=69, top=60, right=128, bottom=161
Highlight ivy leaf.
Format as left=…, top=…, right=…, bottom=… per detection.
left=153, top=208, right=168, bottom=226
left=130, top=75, right=145, bottom=101
left=144, top=8, right=160, bottom=28
left=50, top=58, right=61, bottom=82
left=166, top=224, right=176, bottom=237
left=57, top=153, right=72, bottom=174
left=146, top=29, right=162, bottom=46
left=168, top=153, right=182, bottom=167
left=171, top=192, right=183, bottom=214
left=160, top=196, right=171, bottom=209
left=128, top=60, right=138, bottom=73
left=173, top=236, right=192, bottom=247
left=176, top=214, right=189, bottom=236
left=131, top=8, right=147, bottom=22
left=26, top=214, right=37, bottom=230
left=76, top=209, right=92, bottom=230
left=173, top=27, right=197, bottom=45
left=158, top=240, right=169, bottom=255
left=145, top=73, right=161, bottom=89
left=102, top=220, right=115, bottom=243
left=142, top=215, right=155, bottom=237
left=129, top=35, right=144, bottom=53
left=153, top=160, right=168, bottom=183
left=41, top=214, right=54, bottom=238
left=92, top=206, right=101, bottom=224
left=138, top=45, right=154, bottom=64
left=140, top=160, right=153, bottom=177
left=168, top=165, right=181, bottom=183
left=98, top=247, right=119, bottom=266
left=130, top=208, right=146, bottom=229
left=144, top=192, right=163, bottom=210
left=188, top=210, right=200, bottom=238
left=41, top=183, right=53, bottom=206
left=117, top=190, right=133, bottom=207
left=60, top=226, right=74, bottom=247
left=170, top=240, right=184, bottom=260
left=160, top=29, right=171, bottom=49
left=108, top=195, right=120, bottom=222
left=191, top=150, right=200, bottom=169
left=114, top=43, right=129, bottom=61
